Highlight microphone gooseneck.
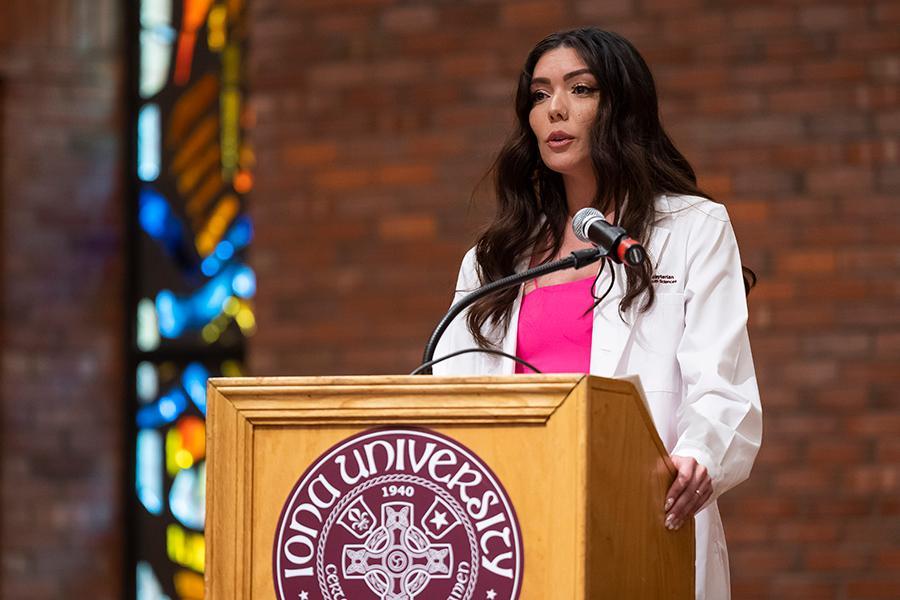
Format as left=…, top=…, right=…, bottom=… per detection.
left=417, top=247, right=604, bottom=374
left=416, top=209, right=647, bottom=375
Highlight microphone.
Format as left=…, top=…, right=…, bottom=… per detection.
left=572, top=207, right=646, bottom=267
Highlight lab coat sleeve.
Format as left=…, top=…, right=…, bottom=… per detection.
left=670, top=205, right=763, bottom=500
left=432, top=247, right=479, bottom=375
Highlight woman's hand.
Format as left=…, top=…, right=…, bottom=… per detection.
left=664, top=455, right=712, bottom=531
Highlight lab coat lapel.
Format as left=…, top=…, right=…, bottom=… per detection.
left=590, top=224, right=671, bottom=376
left=497, top=255, right=529, bottom=375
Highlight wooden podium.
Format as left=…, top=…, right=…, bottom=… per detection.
left=205, top=374, right=694, bottom=599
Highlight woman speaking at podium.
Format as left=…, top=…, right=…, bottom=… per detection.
left=433, top=28, right=762, bottom=600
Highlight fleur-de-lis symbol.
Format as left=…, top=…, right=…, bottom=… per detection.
left=346, top=507, right=371, bottom=532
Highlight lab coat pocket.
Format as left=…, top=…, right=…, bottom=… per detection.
left=633, top=292, right=685, bottom=392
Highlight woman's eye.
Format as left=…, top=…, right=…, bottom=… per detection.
left=573, top=84, right=595, bottom=95
left=531, top=90, right=548, bottom=103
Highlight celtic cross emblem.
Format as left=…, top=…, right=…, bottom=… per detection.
left=342, top=502, right=454, bottom=599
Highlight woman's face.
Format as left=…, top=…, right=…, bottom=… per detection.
left=528, top=46, right=600, bottom=178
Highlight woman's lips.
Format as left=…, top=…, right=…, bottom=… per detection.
left=547, top=137, right=575, bottom=149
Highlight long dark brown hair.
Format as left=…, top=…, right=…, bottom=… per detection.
left=467, top=28, right=712, bottom=348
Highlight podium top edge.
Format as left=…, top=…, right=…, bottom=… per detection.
left=208, top=374, right=594, bottom=388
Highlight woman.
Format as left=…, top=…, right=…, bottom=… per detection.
left=433, top=28, right=762, bottom=599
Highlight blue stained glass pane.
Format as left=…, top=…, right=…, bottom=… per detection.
left=226, top=216, right=253, bottom=247
left=169, top=461, right=206, bottom=531
left=200, top=255, right=220, bottom=277
left=136, top=361, right=159, bottom=403
left=182, top=363, right=209, bottom=415
left=139, top=188, right=184, bottom=246
left=140, top=0, right=172, bottom=30
left=140, top=29, right=174, bottom=100
left=137, top=389, right=188, bottom=428
left=138, top=103, right=161, bottom=181
left=232, top=265, right=256, bottom=298
left=136, top=430, right=163, bottom=515
left=137, top=298, right=161, bottom=352
left=156, top=264, right=257, bottom=338
left=215, top=240, right=234, bottom=261
left=137, top=560, right=171, bottom=600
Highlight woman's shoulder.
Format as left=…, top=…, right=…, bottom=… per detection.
left=453, top=246, right=481, bottom=291
left=655, top=193, right=730, bottom=224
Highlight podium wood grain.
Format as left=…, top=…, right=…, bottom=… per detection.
left=205, top=375, right=693, bottom=599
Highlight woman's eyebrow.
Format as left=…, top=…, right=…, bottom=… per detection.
left=530, top=68, right=593, bottom=85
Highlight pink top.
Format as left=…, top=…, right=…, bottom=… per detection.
left=514, top=276, right=594, bottom=374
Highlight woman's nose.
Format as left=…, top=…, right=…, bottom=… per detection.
left=548, top=93, right=568, bottom=121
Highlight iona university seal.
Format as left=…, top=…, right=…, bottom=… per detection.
left=273, top=428, right=523, bottom=600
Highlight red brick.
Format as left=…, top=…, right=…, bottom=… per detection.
left=499, top=1, right=565, bottom=27
left=813, top=387, right=871, bottom=412
left=696, top=91, right=764, bottom=115
left=847, top=140, right=900, bottom=165
left=773, top=468, right=836, bottom=494
left=874, top=1, right=900, bottom=24
left=808, top=498, right=872, bottom=517
left=641, top=0, right=704, bottom=13
left=768, top=88, right=855, bottom=113
left=756, top=440, right=801, bottom=466
left=380, top=6, right=437, bottom=32
left=844, top=466, right=900, bottom=494
left=771, top=577, right=839, bottom=599
left=798, top=5, right=868, bottom=30
left=376, top=214, right=437, bottom=242
left=731, top=6, right=796, bottom=31
left=807, top=439, right=870, bottom=464
left=799, top=59, right=868, bottom=82
left=775, top=521, right=841, bottom=543
left=807, top=166, right=875, bottom=194
left=776, top=250, right=837, bottom=275
left=875, top=548, right=900, bottom=569
left=731, top=547, right=797, bottom=573
left=846, top=580, right=900, bottom=599
left=732, top=63, right=796, bottom=86
left=838, top=31, right=900, bottom=54
left=855, top=83, right=900, bottom=110
left=805, top=547, right=870, bottom=571
left=574, top=0, right=634, bottom=19
left=281, top=142, right=338, bottom=166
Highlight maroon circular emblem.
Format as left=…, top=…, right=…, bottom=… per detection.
left=273, top=428, right=523, bottom=600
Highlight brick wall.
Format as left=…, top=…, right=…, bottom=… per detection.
left=0, top=0, right=124, bottom=598
left=248, top=1, right=900, bottom=599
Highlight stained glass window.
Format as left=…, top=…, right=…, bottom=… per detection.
left=130, top=2, right=253, bottom=598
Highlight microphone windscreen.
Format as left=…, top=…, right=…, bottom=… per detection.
left=572, top=207, right=605, bottom=243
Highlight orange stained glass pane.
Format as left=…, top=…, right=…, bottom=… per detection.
left=174, top=0, right=215, bottom=85
left=195, top=194, right=239, bottom=256
left=233, top=169, right=253, bottom=194
left=185, top=173, right=224, bottom=225
left=177, top=415, right=206, bottom=461
left=177, top=142, right=220, bottom=196
left=227, top=0, right=244, bottom=20
left=167, top=73, right=218, bottom=147
left=171, top=113, right=217, bottom=173
left=174, top=570, right=204, bottom=600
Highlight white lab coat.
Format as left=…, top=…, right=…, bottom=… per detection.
left=433, top=194, right=762, bottom=600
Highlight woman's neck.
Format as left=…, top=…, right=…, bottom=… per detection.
left=562, top=171, right=597, bottom=216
